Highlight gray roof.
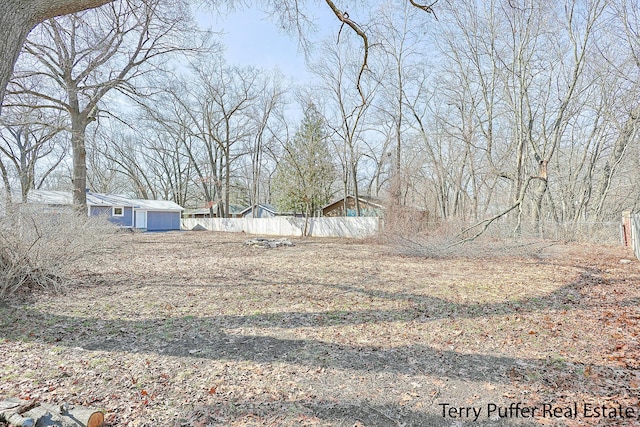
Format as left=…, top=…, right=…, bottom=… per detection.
left=87, top=192, right=138, bottom=207
left=182, top=207, right=213, bottom=216
left=26, top=190, right=183, bottom=211
left=27, top=190, right=74, bottom=205
left=128, top=198, right=183, bottom=211
left=239, top=203, right=277, bottom=215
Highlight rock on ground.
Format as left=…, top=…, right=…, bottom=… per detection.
left=243, top=237, right=294, bottom=249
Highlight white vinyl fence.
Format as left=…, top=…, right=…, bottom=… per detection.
left=181, top=216, right=382, bottom=238
left=631, top=214, right=640, bottom=260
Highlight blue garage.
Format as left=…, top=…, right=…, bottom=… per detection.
left=87, top=192, right=183, bottom=231
left=132, top=199, right=183, bottom=231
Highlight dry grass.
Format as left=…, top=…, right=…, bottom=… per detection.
left=0, top=231, right=638, bottom=426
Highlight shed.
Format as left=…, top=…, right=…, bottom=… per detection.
left=321, top=195, right=384, bottom=217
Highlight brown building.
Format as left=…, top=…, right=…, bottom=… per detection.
left=321, top=195, right=384, bottom=217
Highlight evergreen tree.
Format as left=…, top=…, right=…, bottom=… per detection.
left=273, top=104, right=335, bottom=216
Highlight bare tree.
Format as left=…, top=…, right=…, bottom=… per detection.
left=0, top=106, right=67, bottom=202
left=0, top=0, right=439, bottom=122
left=0, top=0, right=113, bottom=109
left=419, top=0, right=612, bottom=240
left=246, top=71, right=288, bottom=213
left=139, top=60, right=268, bottom=215
left=6, top=0, right=196, bottom=207
left=196, top=62, right=259, bottom=217
left=139, top=78, right=216, bottom=210
left=589, top=0, right=640, bottom=219
left=371, top=0, right=432, bottom=207
left=313, top=38, right=380, bottom=216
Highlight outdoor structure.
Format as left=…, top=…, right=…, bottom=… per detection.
left=83, top=192, right=137, bottom=228
left=26, top=190, right=183, bottom=231
left=622, top=211, right=640, bottom=260
left=321, top=195, right=384, bottom=217
left=128, top=197, right=183, bottom=231
left=182, top=216, right=383, bottom=238
left=181, top=207, right=213, bottom=219
left=240, top=203, right=280, bottom=218
left=182, top=203, right=245, bottom=219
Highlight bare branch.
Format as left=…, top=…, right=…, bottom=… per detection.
left=323, top=0, right=369, bottom=106
left=450, top=175, right=546, bottom=247
left=409, top=0, right=439, bottom=19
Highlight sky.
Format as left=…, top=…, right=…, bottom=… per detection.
left=195, top=6, right=339, bottom=84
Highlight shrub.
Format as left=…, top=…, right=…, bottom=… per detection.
left=0, top=205, right=119, bottom=298
left=382, top=214, right=621, bottom=258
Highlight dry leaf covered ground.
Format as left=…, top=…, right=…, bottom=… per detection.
left=1, top=231, right=639, bottom=426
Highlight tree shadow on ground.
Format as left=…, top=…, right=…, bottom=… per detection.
left=122, top=266, right=633, bottom=330
left=0, top=264, right=628, bottom=385
left=1, top=260, right=634, bottom=426
left=3, top=307, right=531, bottom=384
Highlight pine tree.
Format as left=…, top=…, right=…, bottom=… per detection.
left=272, top=103, right=335, bottom=217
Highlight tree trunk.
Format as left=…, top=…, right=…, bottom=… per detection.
left=351, top=161, right=360, bottom=216
left=0, top=159, right=12, bottom=204
left=216, top=156, right=224, bottom=217
left=70, top=113, right=88, bottom=208
left=224, top=148, right=230, bottom=218
left=532, top=159, right=548, bottom=235
left=0, top=3, right=33, bottom=111
left=23, top=402, right=103, bottom=427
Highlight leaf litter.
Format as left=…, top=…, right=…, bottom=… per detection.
left=0, top=232, right=638, bottom=426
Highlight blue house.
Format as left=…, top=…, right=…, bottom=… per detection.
left=86, top=193, right=136, bottom=227
left=27, top=190, right=184, bottom=231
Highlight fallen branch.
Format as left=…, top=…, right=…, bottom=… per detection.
left=0, top=412, right=34, bottom=427
left=448, top=175, right=544, bottom=247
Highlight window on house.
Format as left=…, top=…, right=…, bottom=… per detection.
left=112, top=207, right=124, bottom=217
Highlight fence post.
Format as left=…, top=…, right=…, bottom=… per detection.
left=622, top=211, right=632, bottom=247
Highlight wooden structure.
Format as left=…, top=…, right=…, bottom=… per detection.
left=321, top=195, right=384, bottom=217
left=622, top=211, right=640, bottom=260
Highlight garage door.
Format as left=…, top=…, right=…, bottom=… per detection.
left=146, top=211, right=180, bottom=231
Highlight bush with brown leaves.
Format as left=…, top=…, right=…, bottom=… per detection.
left=0, top=205, right=118, bottom=298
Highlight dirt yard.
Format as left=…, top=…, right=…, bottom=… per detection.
left=1, top=231, right=639, bottom=426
